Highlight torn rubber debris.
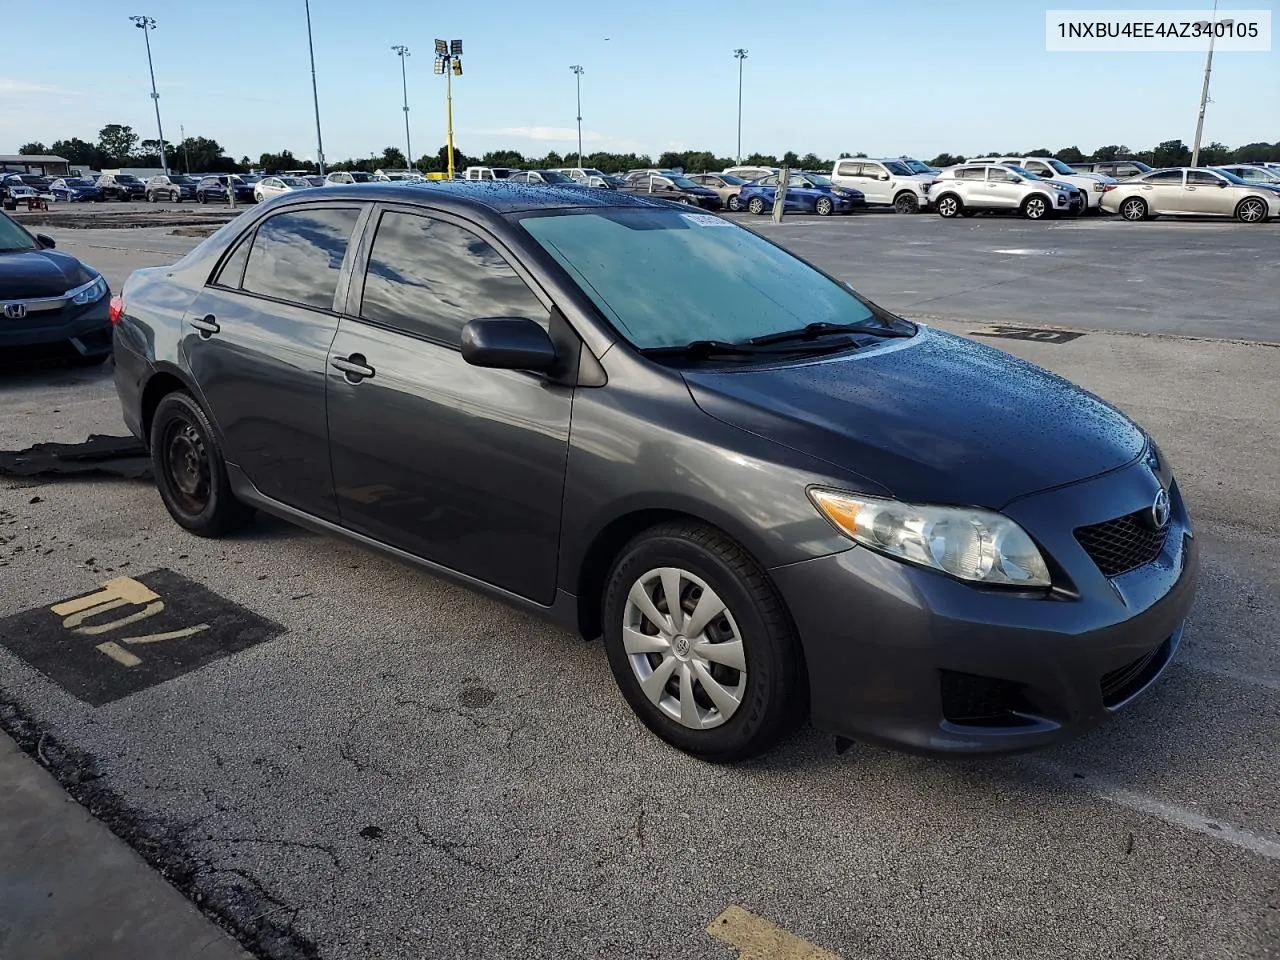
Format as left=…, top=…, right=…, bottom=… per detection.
left=0, top=435, right=152, bottom=480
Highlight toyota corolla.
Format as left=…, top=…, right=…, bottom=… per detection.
left=111, top=182, right=1197, bottom=760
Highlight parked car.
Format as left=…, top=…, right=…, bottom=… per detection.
left=1101, top=167, right=1278, bottom=223
left=49, top=178, right=102, bottom=202
left=930, top=164, right=1082, bottom=219
left=254, top=175, right=315, bottom=202
left=738, top=172, right=864, bottom=216
left=305, top=176, right=326, bottom=187
left=830, top=158, right=933, bottom=214
left=144, top=175, right=198, bottom=203
left=1071, top=160, right=1153, bottom=180
left=195, top=176, right=256, bottom=204
left=551, top=167, right=609, bottom=183
left=0, top=210, right=111, bottom=364
left=506, top=170, right=589, bottom=188
left=111, top=181, right=1198, bottom=760
left=324, top=171, right=375, bottom=186
left=685, top=173, right=749, bottom=212
left=619, top=173, right=722, bottom=209
left=1213, top=164, right=1280, bottom=189
left=721, top=165, right=775, bottom=182
left=462, top=166, right=520, bottom=181
left=897, top=157, right=941, bottom=176
left=3, top=173, right=53, bottom=196
left=968, top=156, right=1115, bottom=212
left=96, top=174, right=147, bottom=201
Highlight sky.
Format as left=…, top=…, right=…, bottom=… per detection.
left=2, top=0, right=1276, bottom=164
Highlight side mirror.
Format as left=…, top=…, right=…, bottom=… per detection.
left=461, top=317, right=558, bottom=372
left=1218, top=180, right=1228, bottom=188
left=36, top=234, right=55, bottom=249
left=878, top=173, right=890, bottom=181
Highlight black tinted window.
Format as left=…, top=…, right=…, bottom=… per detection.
left=214, top=236, right=251, bottom=288
left=361, top=212, right=547, bottom=346
left=1186, top=170, right=1223, bottom=185
left=1144, top=170, right=1184, bottom=184
left=241, top=207, right=360, bottom=310
left=954, top=167, right=984, bottom=180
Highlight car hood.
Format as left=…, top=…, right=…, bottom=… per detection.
left=0, top=249, right=94, bottom=299
left=683, top=327, right=1146, bottom=509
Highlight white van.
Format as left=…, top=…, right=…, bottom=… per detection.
left=462, top=166, right=520, bottom=181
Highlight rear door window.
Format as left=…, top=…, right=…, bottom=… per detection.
left=1143, top=170, right=1184, bottom=184
left=239, top=207, right=362, bottom=310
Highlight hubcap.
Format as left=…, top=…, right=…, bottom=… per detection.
left=1027, top=198, right=1045, bottom=218
left=940, top=198, right=956, bottom=216
left=1242, top=200, right=1263, bottom=222
left=622, top=567, right=747, bottom=730
left=1123, top=200, right=1143, bottom=220
left=164, top=418, right=211, bottom=514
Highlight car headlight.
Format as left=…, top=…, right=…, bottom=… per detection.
left=809, top=489, right=1051, bottom=587
left=69, top=275, right=108, bottom=305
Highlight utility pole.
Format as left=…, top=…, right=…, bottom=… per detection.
left=180, top=123, right=190, bottom=173
left=130, top=16, right=167, bottom=174
left=1190, top=2, right=1232, bottom=167
left=393, top=45, right=414, bottom=170
left=304, top=0, right=326, bottom=175
left=570, top=65, right=584, bottom=167
left=734, top=49, right=748, bottom=164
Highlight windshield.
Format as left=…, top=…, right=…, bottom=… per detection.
left=882, top=161, right=914, bottom=177
left=284, top=177, right=311, bottom=187
left=520, top=208, right=893, bottom=350
left=805, top=173, right=833, bottom=186
left=1215, top=169, right=1248, bottom=185
left=669, top=176, right=700, bottom=189
left=116, top=175, right=141, bottom=183
left=536, top=171, right=573, bottom=183
left=347, top=172, right=371, bottom=182
left=171, top=176, right=196, bottom=184
left=1005, top=165, right=1041, bottom=180
left=66, top=179, right=93, bottom=187
left=719, top=174, right=746, bottom=185
left=1046, top=158, right=1076, bottom=174
left=1241, top=167, right=1280, bottom=182
left=901, top=159, right=932, bottom=174
left=0, top=213, right=38, bottom=252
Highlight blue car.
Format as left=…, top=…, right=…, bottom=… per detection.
left=738, top=172, right=865, bottom=216
left=49, top=178, right=102, bottom=202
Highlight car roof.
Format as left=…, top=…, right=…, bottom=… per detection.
left=295, top=180, right=677, bottom=214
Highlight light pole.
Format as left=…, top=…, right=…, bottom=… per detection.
left=180, top=123, right=190, bottom=173
left=129, top=16, right=167, bottom=174
left=434, top=40, right=463, bottom=179
left=570, top=65, right=584, bottom=168
left=304, top=0, right=326, bottom=175
left=1190, top=2, right=1232, bottom=167
left=733, top=49, right=747, bottom=164
left=392, top=45, right=414, bottom=171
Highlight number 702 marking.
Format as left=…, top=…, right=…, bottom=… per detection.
left=49, top=576, right=210, bottom=668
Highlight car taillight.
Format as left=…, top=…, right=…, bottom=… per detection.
left=1102, top=184, right=1117, bottom=192
left=108, top=294, right=123, bottom=324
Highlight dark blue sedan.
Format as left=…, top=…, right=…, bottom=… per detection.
left=739, top=173, right=865, bottom=216
left=49, top=178, right=102, bottom=202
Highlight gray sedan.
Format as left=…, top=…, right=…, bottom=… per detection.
left=111, top=183, right=1197, bottom=760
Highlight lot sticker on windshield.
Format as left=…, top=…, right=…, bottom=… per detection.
left=0, top=569, right=285, bottom=706
left=680, top=213, right=732, bottom=227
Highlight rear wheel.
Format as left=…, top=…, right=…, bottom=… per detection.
left=1022, top=194, right=1050, bottom=220
left=1235, top=197, right=1268, bottom=223
left=747, top=196, right=766, bottom=215
left=935, top=193, right=962, bottom=218
left=893, top=192, right=919, bottom=214
left=602, top=521, right=802, bottom=761
left=150, top=392, right=255, bottom=538
left=1120, top=197, right=1147, bottom=221
left=815, top=196, right=834, bottom=217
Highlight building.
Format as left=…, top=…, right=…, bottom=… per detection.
left=0, top=155, right=71, bottom=177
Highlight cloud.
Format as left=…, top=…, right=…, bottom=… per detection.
left=482, top=126, right=610, bottom=143
left=0, top=79, right=61, bottom=96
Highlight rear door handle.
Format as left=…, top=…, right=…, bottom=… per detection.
left=190, top=314, right=219, bottom=337
left=331, top=354, right=375, bottom=381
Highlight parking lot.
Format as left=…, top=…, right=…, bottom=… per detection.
left=2, top=209, right=1279, bottom=960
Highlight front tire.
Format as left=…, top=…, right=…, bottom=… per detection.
left=935, top=193, right=962, bottom=218
left=815, top=196, right=834, bottom=217
left=747, top=196, right=766, bottom=215
left=150, top=392, right=255, bottom=538
left=728, top=194, right=742, bottom=212
left=893, top=192, right=919, bottom=214
left=1236, top=197, right=1268, bottom=223
left=1022, top=194, right=1050, bottom=220
left=602, top=521, right=802, bottom=762
left=1120, top=197, right=1147, bottom=221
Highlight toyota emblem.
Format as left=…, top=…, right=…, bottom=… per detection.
left=1150, top=488, right=1171, bottom=531
left=2, top=303, right=26, bottom=320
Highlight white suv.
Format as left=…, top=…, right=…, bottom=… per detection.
left=930, top=164, right=1082, bottom=220
left=968, top=156, right=1114, bottom=211
left=830, top=158, right=933, bottom=213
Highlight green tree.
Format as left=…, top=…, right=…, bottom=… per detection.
left=744, top=152, right=778, bottom=166
left=1197, top=141, right=1231, bottom=165
left=780, top=151, right=801, bottom=168
left=1151, top=139, right=1190, bottom=167
left=97, top=124, right=139, bottom=164
left=482, top=149, right=526, bottom=168
left=137, top=139, right=173, bottom=165
left=799, top=152, right=825, bottom=170
left=930, top=153, right=964, bottom=167
left=1054, top=145, right=1085, bottom=163
left=1092, top=144, right=1130, bottom=161
left=180, top=136, right=232, bottom=172
left=18, top=142, right=48, bottom=155
left=1024, top=147, right=1055, bottom=158
left=378, top=146, right=407, bottom=169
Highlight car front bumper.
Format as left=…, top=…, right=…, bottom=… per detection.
left=770, top=457, right=1198, bottom=755
left=0, top=294, right=113, bottom=360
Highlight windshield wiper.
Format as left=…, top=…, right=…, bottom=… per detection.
left=748, top=321, right=913, bottom=346
left=643, top=336, right=870, bottom=361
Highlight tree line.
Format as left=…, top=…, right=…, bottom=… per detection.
left=16, top=126, right=1280, bottom=176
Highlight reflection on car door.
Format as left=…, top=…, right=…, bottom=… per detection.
left=325, top=206, right=573, bottom=604
left=860, top=162, right=891, bottom=205
left=1183, top=169, right=1229, bottom=214
left=1140, top=170, right=1185, bottom=213
left=985, top=167, right=1022, bottom=208
left=183, top=204, right=365, bottom=520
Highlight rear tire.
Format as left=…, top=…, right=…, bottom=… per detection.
left=602, top=521, right=802, bottom=762
left=935, top=193, right=962, bottom=218
left=150, top=392, right=255, bottom=538
left=1119, top=197, right=1147, bottom=221
left=747, top=196, right=766, bottom=215
left=893, top=192, right=919, bottom=214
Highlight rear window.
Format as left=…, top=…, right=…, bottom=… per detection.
left=239, top=207, right=362, bottom=310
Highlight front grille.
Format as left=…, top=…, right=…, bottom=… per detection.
left=1100, top=636, right=1173, bottom=707
left=1075, top=510, right=1168, bottom=577
left=940, top=670, right=1038, bottom=727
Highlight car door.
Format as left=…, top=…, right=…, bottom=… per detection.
left=1183, top=169, right=1230, bottom=214
left=182, top=203, right=366, bottom=521
left=857, top=162, right=890, bottom=205
left=985, top=166, right=1022, bottom=208
left=1137, top=170, right=1185, bottom=213
left=325, top=205, right=574, bottom=604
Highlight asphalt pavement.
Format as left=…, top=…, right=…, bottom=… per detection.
left=1, top=215, right=1278, bottom=960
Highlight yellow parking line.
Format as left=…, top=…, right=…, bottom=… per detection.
left=707, top=906, right=843, bottom=960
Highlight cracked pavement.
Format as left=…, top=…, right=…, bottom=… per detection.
left=1, top=217, right=1278, bottom=959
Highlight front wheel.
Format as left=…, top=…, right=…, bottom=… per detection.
left=747, top=196, right=766, bottom=215
left=678, top=196, right=695, bottom=205
left=728, top=194, right=742, bottom=212
left=893, top=192, right=919, bottom=214
left=1022, top=195, right=1050, bottom=220
left=935, top=194, right=962, bottom=218
left=814, top=196, right=834, bottom=217
left=1236, top=197, right=1268, bottom=223
left=602, top=522, right=802, bottom=761
left=150, top=392, right=255, bottom=538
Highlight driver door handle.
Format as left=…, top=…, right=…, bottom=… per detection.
left=331, top=354, right=376, bottom=381
left=190, top=314, right=219, bottom=336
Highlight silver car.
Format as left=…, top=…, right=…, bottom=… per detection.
left=1102, top=167, right=1279, bottom=223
